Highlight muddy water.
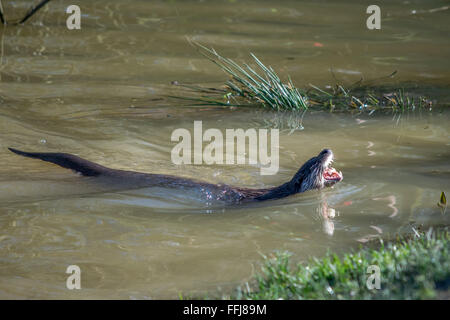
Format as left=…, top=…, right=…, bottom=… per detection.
left=0, top=0, right=449, bottom=299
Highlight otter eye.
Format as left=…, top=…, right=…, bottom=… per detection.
left=320, top=149, right=332, bottom=155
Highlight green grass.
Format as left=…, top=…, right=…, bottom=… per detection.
left=230, top=229, right=449, bottom=300
left=173, top=42, right=433, bottom=113
left=190, top=42, right=308, bottom=111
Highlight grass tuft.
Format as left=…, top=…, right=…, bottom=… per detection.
left=173, top=42, right=433, bottom=113
left=180, top=41, right=309, bottom=110
left=233, top=229, right=449, bottom=300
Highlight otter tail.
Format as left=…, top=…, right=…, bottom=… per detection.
left=8, top=147, right=108, bottom=176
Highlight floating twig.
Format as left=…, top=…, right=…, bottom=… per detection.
left=0, top=0, right=5, bottom=25
left=16, top=0, right=51, bottom=24
left=0, top=0, right=51, bottom=25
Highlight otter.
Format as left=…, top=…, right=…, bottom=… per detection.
left=8, top=148, right=342, bottom=203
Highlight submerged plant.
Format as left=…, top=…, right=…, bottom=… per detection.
left=384, top=89, right=430, bottom=112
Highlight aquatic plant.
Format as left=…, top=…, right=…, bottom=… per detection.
left=173, top=42, right=432, bottom=113
left=191, top=42, right=308, bottom=111
left=438, top=192, right=447, bottom=215
left=385, top=88, right=430, bottom=112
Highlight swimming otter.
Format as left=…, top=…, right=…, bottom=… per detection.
left=8, top=147, right=342, bottom=203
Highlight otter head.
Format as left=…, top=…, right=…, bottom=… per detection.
left=290, top=149, right=343, bottom=193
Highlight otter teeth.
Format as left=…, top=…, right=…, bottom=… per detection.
left=328, top=160, right=334, bottom=168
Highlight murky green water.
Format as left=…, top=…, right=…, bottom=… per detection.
left=0, top=0, right=449, bottom=299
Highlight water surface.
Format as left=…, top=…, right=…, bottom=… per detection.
left=0, top=0, right=449, bottom=299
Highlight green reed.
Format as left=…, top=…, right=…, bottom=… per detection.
left=172, top=42, right=432, bottom=113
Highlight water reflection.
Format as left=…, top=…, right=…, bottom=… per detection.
left=316, top=194, right=337, bottom=236
left=373, top=195, right=398, bottom=218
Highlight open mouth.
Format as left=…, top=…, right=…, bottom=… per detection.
left=323, top=166, right=343, bottom=181
left=322, top=154, right=343, bottom=182
left=317, top=149, right=343, bottom=185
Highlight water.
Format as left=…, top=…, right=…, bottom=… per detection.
left=0, top=0, right=449, bottom=299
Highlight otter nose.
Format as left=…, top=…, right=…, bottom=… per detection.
left=320, top=148, right=333, bottom=156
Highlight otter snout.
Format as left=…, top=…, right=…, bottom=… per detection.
left=319, top=149, right=343, bottom=187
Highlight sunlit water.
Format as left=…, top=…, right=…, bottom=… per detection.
left=0, top=0, right=449, bottom=299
